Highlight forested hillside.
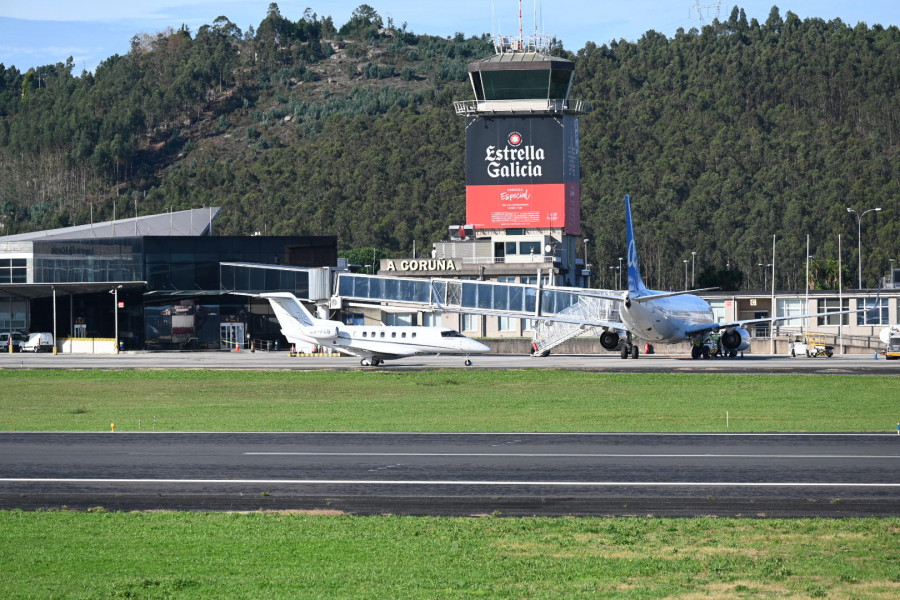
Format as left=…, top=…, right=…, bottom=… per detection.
left=1, top=4, right=898, bottom=290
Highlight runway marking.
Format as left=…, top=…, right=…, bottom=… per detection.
left=2, top=478, right=899, bottom=487
left=244, top=452, right=900, bottom=459
left=5, top=432, right=899, bottom=437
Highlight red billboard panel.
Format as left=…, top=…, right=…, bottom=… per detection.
left=465, top=115, right=580, bottom=234
left=466, top=182, right=580, bottom=234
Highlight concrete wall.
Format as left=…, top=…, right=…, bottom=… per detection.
left=480, top=336, right=884, bottom=356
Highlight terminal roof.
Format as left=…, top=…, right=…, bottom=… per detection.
left=0, top=207, right=220, bottom=241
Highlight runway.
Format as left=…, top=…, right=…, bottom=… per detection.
left=2, top=350, right=899, bottom=374
left=2, top=432, right=898, bottom=516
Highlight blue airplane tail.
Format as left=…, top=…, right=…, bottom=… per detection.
left=624, top=194, right=649, bottom=293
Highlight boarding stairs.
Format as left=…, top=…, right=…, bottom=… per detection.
left=531, top=294, right=620, bottom=355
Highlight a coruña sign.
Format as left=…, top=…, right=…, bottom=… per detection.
left=381, top=258, right=461, bottom=272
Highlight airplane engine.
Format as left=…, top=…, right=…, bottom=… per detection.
left=599, top=330, right=621, bottom=351
left=720, top=327, right=750, bottom=351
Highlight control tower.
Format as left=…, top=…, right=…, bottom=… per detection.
left=455, top=32, right=592, bottom=284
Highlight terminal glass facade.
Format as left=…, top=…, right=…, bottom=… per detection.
left=33, top=239, right=143, bottom=283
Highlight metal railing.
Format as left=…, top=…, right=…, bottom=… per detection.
left=454, top=98, right=593, bottom=116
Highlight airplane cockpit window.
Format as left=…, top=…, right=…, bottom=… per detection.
left=441, top=330, right=465, bottom=338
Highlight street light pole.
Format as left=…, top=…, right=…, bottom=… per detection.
left=847, top=206, right=882, bottom=289
left=618, top=257, right=623, bottom=290
left=583, top=238, right=590, bottom=288
left=757, top=263, right=772, bottom=290
left=683, top=259, right=688, bottom=289
left=691, top=251, right=697, bottom=288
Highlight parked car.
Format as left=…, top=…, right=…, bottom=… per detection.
left=0, top=331, right=24, bottom=352
left=21, top=332, right=54, bottom=353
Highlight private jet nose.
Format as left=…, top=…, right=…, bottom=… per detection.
left=466, top=339, right=491, bottom=353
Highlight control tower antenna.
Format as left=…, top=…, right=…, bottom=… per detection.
left=693, top=0, right=722, bottom=25
left=492, top=1, right=550, bottom=54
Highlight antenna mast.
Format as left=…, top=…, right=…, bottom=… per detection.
left=518, top=0, right=523, bottom=49
left=693, top=0, right=722, bottom=25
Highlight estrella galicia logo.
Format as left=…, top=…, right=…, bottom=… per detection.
left=507, top=131, right=523, bottom=146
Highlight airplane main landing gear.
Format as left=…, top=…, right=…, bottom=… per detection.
left=620, top=334, right=639, bottom=359
left=464, top=358, right=472, bottom=366
left=360, top=358, right=383, bottom=367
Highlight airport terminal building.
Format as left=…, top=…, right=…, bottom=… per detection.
left=0, top=209, right=336, bottom=350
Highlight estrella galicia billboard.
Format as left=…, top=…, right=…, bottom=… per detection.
left=465, top=115, right=581, bottom=235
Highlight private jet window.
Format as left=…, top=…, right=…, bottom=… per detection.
left=401, top=332, right=406, bottom=338
left=391, top=332, right=397, bottom=338
left=362, top=332, right=367, bottom=338
left=380, top=332, right=385, bottom=338
left=412, top=332, right=417, bottom=338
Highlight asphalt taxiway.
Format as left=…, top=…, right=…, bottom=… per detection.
left=1, top=351, right=899, bottom=374
left=2, top=432, right=899, bottom=517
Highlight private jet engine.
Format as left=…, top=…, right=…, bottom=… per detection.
left=599, top=330, right=621, bottom=351
left=719, top=327, right=750, bottom=356
left=306, top=324, right=341, bottom=345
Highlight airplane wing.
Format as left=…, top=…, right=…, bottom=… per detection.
left=431, top=294, right=626, bottom=331
left=631, top=287, right=719, bottom=303
left=685, top=308, right=862, bottom=337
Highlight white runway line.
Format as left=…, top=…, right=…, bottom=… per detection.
left=2, top=478, right=899, bottom=487
left=244, top=452, right=900, bottom=459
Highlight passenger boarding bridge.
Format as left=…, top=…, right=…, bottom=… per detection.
left=333, top=273, right=621, bottom=354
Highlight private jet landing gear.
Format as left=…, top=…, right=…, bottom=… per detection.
left=464, top=358, right=472, bottom=366
left=360, top=358, right=384, bottom=367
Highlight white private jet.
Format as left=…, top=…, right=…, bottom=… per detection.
left=565, top=194, right=865, bottom=359
left=262, top=292, right=490, bottom=366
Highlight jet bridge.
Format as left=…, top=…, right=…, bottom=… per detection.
left=333, top=273, right=620, bottom=352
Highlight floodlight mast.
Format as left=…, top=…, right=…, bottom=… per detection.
left=847, top=206, right=883, bottom=289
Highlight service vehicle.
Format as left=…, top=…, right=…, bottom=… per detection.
left=789, top=333, right=834, bottom=358
left=0, top=331, right=24, bottom=352
left=879, top=325, right=900, bottom=360
left=21, top=332, right=54, bottom=353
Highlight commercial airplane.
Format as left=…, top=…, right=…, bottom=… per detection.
left=262, top=292, right=490, bottom=366
left=566, top=195, right=864, bottom=359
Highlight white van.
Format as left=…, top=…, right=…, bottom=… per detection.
left=21, top=332, right=54, bottom=353
left=0, top=332, right=24, bottom=352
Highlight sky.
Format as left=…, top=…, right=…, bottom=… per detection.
left=1, top=1, right=900, bottom=74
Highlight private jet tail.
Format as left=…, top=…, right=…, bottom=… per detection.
left=263, top=292, right=316, bottom=328
left=624, top=194, right=649, bottom=293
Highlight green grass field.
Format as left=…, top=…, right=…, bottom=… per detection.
left=3, top=369, right=899, bottom=599
left=0, top=369, right=896, bottom=432
left=2, top=511, right=899, bottom=599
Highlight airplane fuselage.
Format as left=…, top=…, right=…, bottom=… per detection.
left=283, top=321, right=490, bottom=358
left=622, top=291, right=715, bottom=344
